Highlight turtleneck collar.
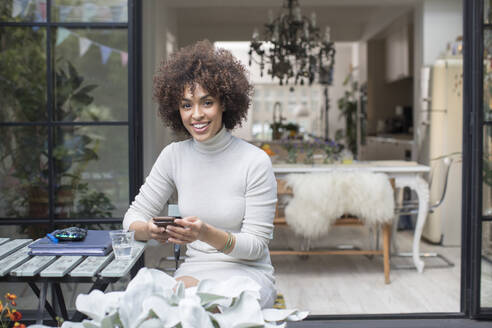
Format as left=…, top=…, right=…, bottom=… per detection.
left=192, top=125, right=233, bottom=154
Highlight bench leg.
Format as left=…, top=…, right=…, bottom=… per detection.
left=28, top=282, right=57, bottom=323
left=382, top=223, right=391, bottom=284
left=36, top=282, right=49, bottom=324
left=53, top=283, right=69, bottom=321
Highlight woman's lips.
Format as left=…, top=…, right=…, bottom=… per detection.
left=192, top=122, right=210, bottom=133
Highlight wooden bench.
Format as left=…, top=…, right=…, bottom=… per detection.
left=271, top=178, right=392, bottom=284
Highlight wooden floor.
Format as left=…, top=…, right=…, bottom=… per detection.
left=2, top=227, right=486, bottom=316
left=270, top=227, right=463, bottom=315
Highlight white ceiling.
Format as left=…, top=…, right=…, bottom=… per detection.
left=169, top=0, right=417, bottom=45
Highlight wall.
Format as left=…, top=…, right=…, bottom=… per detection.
left=142, top=0, right=178, bottom=176
left=328, top=43, right=355, bottom=141
left=422, top=0, right=463, bottom=66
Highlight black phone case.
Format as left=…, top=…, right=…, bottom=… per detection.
left=153, top=216, right=180, bottom=228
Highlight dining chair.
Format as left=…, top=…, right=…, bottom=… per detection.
left=391, top=154, right=460, bottom=268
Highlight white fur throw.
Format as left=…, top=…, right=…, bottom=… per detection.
left=284, top=172, right=394, bottom=239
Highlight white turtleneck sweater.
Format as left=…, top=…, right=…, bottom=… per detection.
left=123, top=127, right=277, bottom=307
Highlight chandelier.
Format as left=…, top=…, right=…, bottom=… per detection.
left=248, top=0, right=335, bottom=86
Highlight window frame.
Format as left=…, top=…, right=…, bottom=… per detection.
left=0, top=0, right=142, bottom=227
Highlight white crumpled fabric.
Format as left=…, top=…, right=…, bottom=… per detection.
left=29, top=267, right=308, bottom=328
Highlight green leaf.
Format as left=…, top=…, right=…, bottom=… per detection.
left=71, top=93, right=94, bottom=106
left=78, top=84, right=98, bottom=95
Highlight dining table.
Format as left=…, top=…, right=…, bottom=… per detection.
left=272, top=160, right=431, bottom=273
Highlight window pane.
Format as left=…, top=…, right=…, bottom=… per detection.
left=482, top=221, right=492, bottom=307
left=52, top=0, right=128, bottom=23
left=0, top=126, right=49, bottom=218
left=485, top=30, right=492, bottom=121
left=484, top=126, right=492, bottom=216
left=486, top=0, right=492, bottom=24
left=54, top=125, right=128, bottom=219
left=0, top=27, right=47, bottom=122
left=0, top=0, right=47, bottom=22
left=53, top=28, right=128, bottom=122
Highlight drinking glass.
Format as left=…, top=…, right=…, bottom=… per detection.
left=109, top=230, right=134, bottom=260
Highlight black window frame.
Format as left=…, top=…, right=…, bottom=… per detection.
left=0, top=0, right=143, bottom=228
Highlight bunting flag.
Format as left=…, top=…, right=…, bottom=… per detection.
left=10, top=2, right=130, bottom=67
left=79, top=37, right=92, bottom=57
left=120, top=52, right=128, bottom=67
left=100, top=45, right=112, bottom=65
left=56, top=27, right=71, bottom=46
left=55, top=29, right=127, bottom=66
left=36, top=0, right=46, bottom=21
left=33, top=10, right=42, bottom=24
left=12, top=0, right=31, bottom=18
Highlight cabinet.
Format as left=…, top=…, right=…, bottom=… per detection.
left=385, top=24, right=411, bottom=83
left=359, top=136, right=413, bottom=161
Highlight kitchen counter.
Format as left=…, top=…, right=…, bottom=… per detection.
left=367, top=134, right=414, bottom=143
left=360, top=134, right=414, bottom=161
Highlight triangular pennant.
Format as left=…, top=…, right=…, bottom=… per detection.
left=110, top=5, right=123, bottom=22
left=120, top=52, right=128, bottom=67
left=82, top=2, right=98, bottom=22
left=34, top=10, right=42, bottom=22
left=36, top=0, right=47, bottom=21
left=12, top=0, right=24, bottom=17
left=56, top=27, right=71, bottom=46
left=58, top=5, right=72, bottom=22
left=79, top=37, right=92, bottom=56
left=13, top=0, right=31, bottom=18
left=99, top=45, right=112, bottom=65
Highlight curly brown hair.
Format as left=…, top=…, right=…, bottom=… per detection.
left=153, top=40, right=253, bottom=135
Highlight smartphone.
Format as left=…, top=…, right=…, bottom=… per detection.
left=153, top=216, right=181, bottom=228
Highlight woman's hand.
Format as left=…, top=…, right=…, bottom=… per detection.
left=166, top=216, right=206, bottom=245
left=147, top=220, right=169, bottom=244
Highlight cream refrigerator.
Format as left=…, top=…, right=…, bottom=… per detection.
left=421, top=57, right=463, bottom=246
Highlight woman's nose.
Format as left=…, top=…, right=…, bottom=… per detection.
left=191, top=105, right=204, bottom=119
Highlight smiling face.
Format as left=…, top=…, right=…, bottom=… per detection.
left=179, top=84, right=224, bottom=142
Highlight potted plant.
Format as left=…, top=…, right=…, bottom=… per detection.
left=270, top=122, right=284, bottom=140
left=284, top=122, right=300, bottom=139
left=336, top=67, right=358, bottom=157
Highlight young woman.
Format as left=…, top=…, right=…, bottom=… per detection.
left=123, top=40, right=277, bottom=308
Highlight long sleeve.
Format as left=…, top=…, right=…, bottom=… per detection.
left=228, top=153, right=277, bottom=260
left=123, top=143, right=176, bottom=231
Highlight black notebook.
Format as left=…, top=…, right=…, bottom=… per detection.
left=28, top=230, right=113, bottom=256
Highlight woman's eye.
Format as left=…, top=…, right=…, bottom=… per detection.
left=181, top=103, right=191, bottom=110
left=204, top=100, right=213, bottom=106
